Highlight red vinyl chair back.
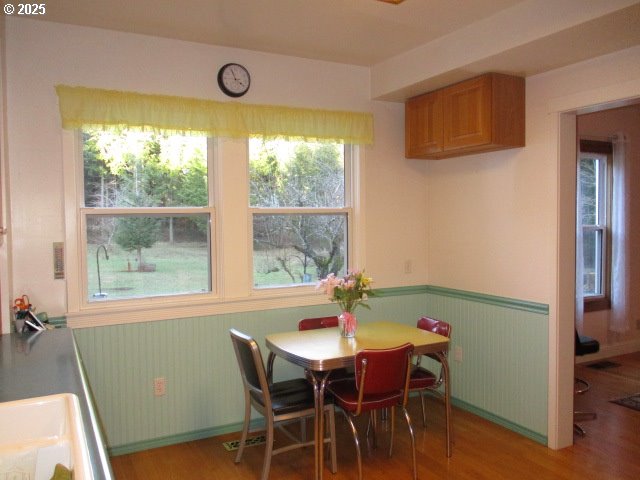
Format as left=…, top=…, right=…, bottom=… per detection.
left=329, top=343, right=413, bottom=417
left=355, top=344, right=412, bottom=398
left=417, top=316, right=451, bottom=338
left=298, top=316, right=339, bottom=331
left=328, top=342, right=416, bottom=480
left=416, top=316, right=451, bottom=363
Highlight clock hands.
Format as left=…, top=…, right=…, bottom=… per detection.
left=218, top=63, right=250, bottom=97
left=232, top=67, right=248, bottom=87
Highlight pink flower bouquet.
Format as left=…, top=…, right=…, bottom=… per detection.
left=317, top=270, right=376, bottom=336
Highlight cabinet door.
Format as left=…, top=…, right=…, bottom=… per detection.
left=405, top=91, right=443, bottom=157
left=443, top=75, right=492, bottom=151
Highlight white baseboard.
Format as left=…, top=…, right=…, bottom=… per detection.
left=576, top=337, right=640, bottom=363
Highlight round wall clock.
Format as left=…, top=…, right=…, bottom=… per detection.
left=217, top=63, right=251, bottom=97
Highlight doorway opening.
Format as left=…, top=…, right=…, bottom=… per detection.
left=557, top=95, right=640, bottom=448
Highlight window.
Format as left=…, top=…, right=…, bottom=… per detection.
left=58, top=87, right=371, bottom=324
left=578, top=140, right=612, bottom=310
left=81, top=129, right=213, bottom=302
left=249, top=138, right=351, bottom=288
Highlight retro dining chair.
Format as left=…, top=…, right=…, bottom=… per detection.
left=229, top=328, right=337, bottom=480
left=408, top=316, right=452, bottom=429
left=328, top=343, right=417, bottom=480
left=298, top=315, right=339, bottom=330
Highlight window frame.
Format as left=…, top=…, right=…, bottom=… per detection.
left=248, top=142, right=355, bottom=293
left=79, top=207, right=216, bottom=304
left=578, top=139, right=612, bottom=312
left=62, top=132, right=365, bottom=327
left=64, top=130, right=219, bottom=312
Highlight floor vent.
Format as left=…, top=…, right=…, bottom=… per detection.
left=222, top=434, right=267, bottom=451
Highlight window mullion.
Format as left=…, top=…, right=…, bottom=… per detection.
left=249, top=207, right=349, bottom=215
left=81, top=207, right=212, bottom=216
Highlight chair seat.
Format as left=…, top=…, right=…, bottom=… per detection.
left=305, top=367, right=352, bottom=383
left=250, top=378, right=318, bottom=416
left=270, top=378, right=312, bottom=396
left=328, top=367, right=353, bottom=382
left=576, top=334, right=599, bottom=356
left=408, top=366, right=438, bottom=390
left=328, top=378, right=403, bottom=412
left=230, top=328, right=337, bottom=480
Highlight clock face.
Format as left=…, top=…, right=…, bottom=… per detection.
left=217, top=63, right=250, bottom=97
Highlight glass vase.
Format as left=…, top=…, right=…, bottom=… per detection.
left=338, top=311, right=357, bottom=338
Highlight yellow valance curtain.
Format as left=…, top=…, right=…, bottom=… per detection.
left=55, top=85, right=374, bottom=145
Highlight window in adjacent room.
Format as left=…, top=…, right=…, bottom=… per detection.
left=81, top=129, right=213, bottom=302
left=249, top=138, right=351, bottom=288
left=578, top=139, right=612, bottom=311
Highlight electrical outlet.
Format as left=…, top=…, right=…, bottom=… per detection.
left=454, top=346, right=463, bottom=362
left=154, top=377, right=166, bottom=396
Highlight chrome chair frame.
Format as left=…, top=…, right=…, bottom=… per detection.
left=230, top=328, right=337, bottom=480
left=409, top=317, right=452, bottom=428
left=329, top=343, right=416, bottom=480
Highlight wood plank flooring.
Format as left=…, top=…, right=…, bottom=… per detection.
left=110, top=352, right=640, bottom=480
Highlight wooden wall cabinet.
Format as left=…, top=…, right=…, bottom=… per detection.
left=405, top=73, right=525, bottom=159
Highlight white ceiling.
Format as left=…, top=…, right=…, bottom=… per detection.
left=38, top=0, right=526, bottom=66
left=32, top=0, right=640, bottom=99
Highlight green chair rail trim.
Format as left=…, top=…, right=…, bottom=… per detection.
left=376, top=285, right=429, bottom=297
left=378, top=285, right=549, bottom=315
left=426, top=285, right=549, bottom=314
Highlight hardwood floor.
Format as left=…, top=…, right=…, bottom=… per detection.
left=110, top=352, right=640, bottom=479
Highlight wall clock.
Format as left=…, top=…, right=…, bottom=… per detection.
left=217, top=63, right=251, bottom=97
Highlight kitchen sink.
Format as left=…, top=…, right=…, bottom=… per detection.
left=0, top=393, right=92, bottom=480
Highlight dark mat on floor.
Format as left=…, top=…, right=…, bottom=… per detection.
left=610, top=393, right=640, bottom=412
left=587, top=360, right=621, bottom=370
left=222, top=434, right=266, bottom=451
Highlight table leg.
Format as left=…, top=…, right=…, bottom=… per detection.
left=310, top=370, right=331, bottom=480
left=436, top=352, right=452, bottom=457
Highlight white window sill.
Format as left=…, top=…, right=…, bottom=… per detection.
left=66, top=287, right=329, bottom=328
